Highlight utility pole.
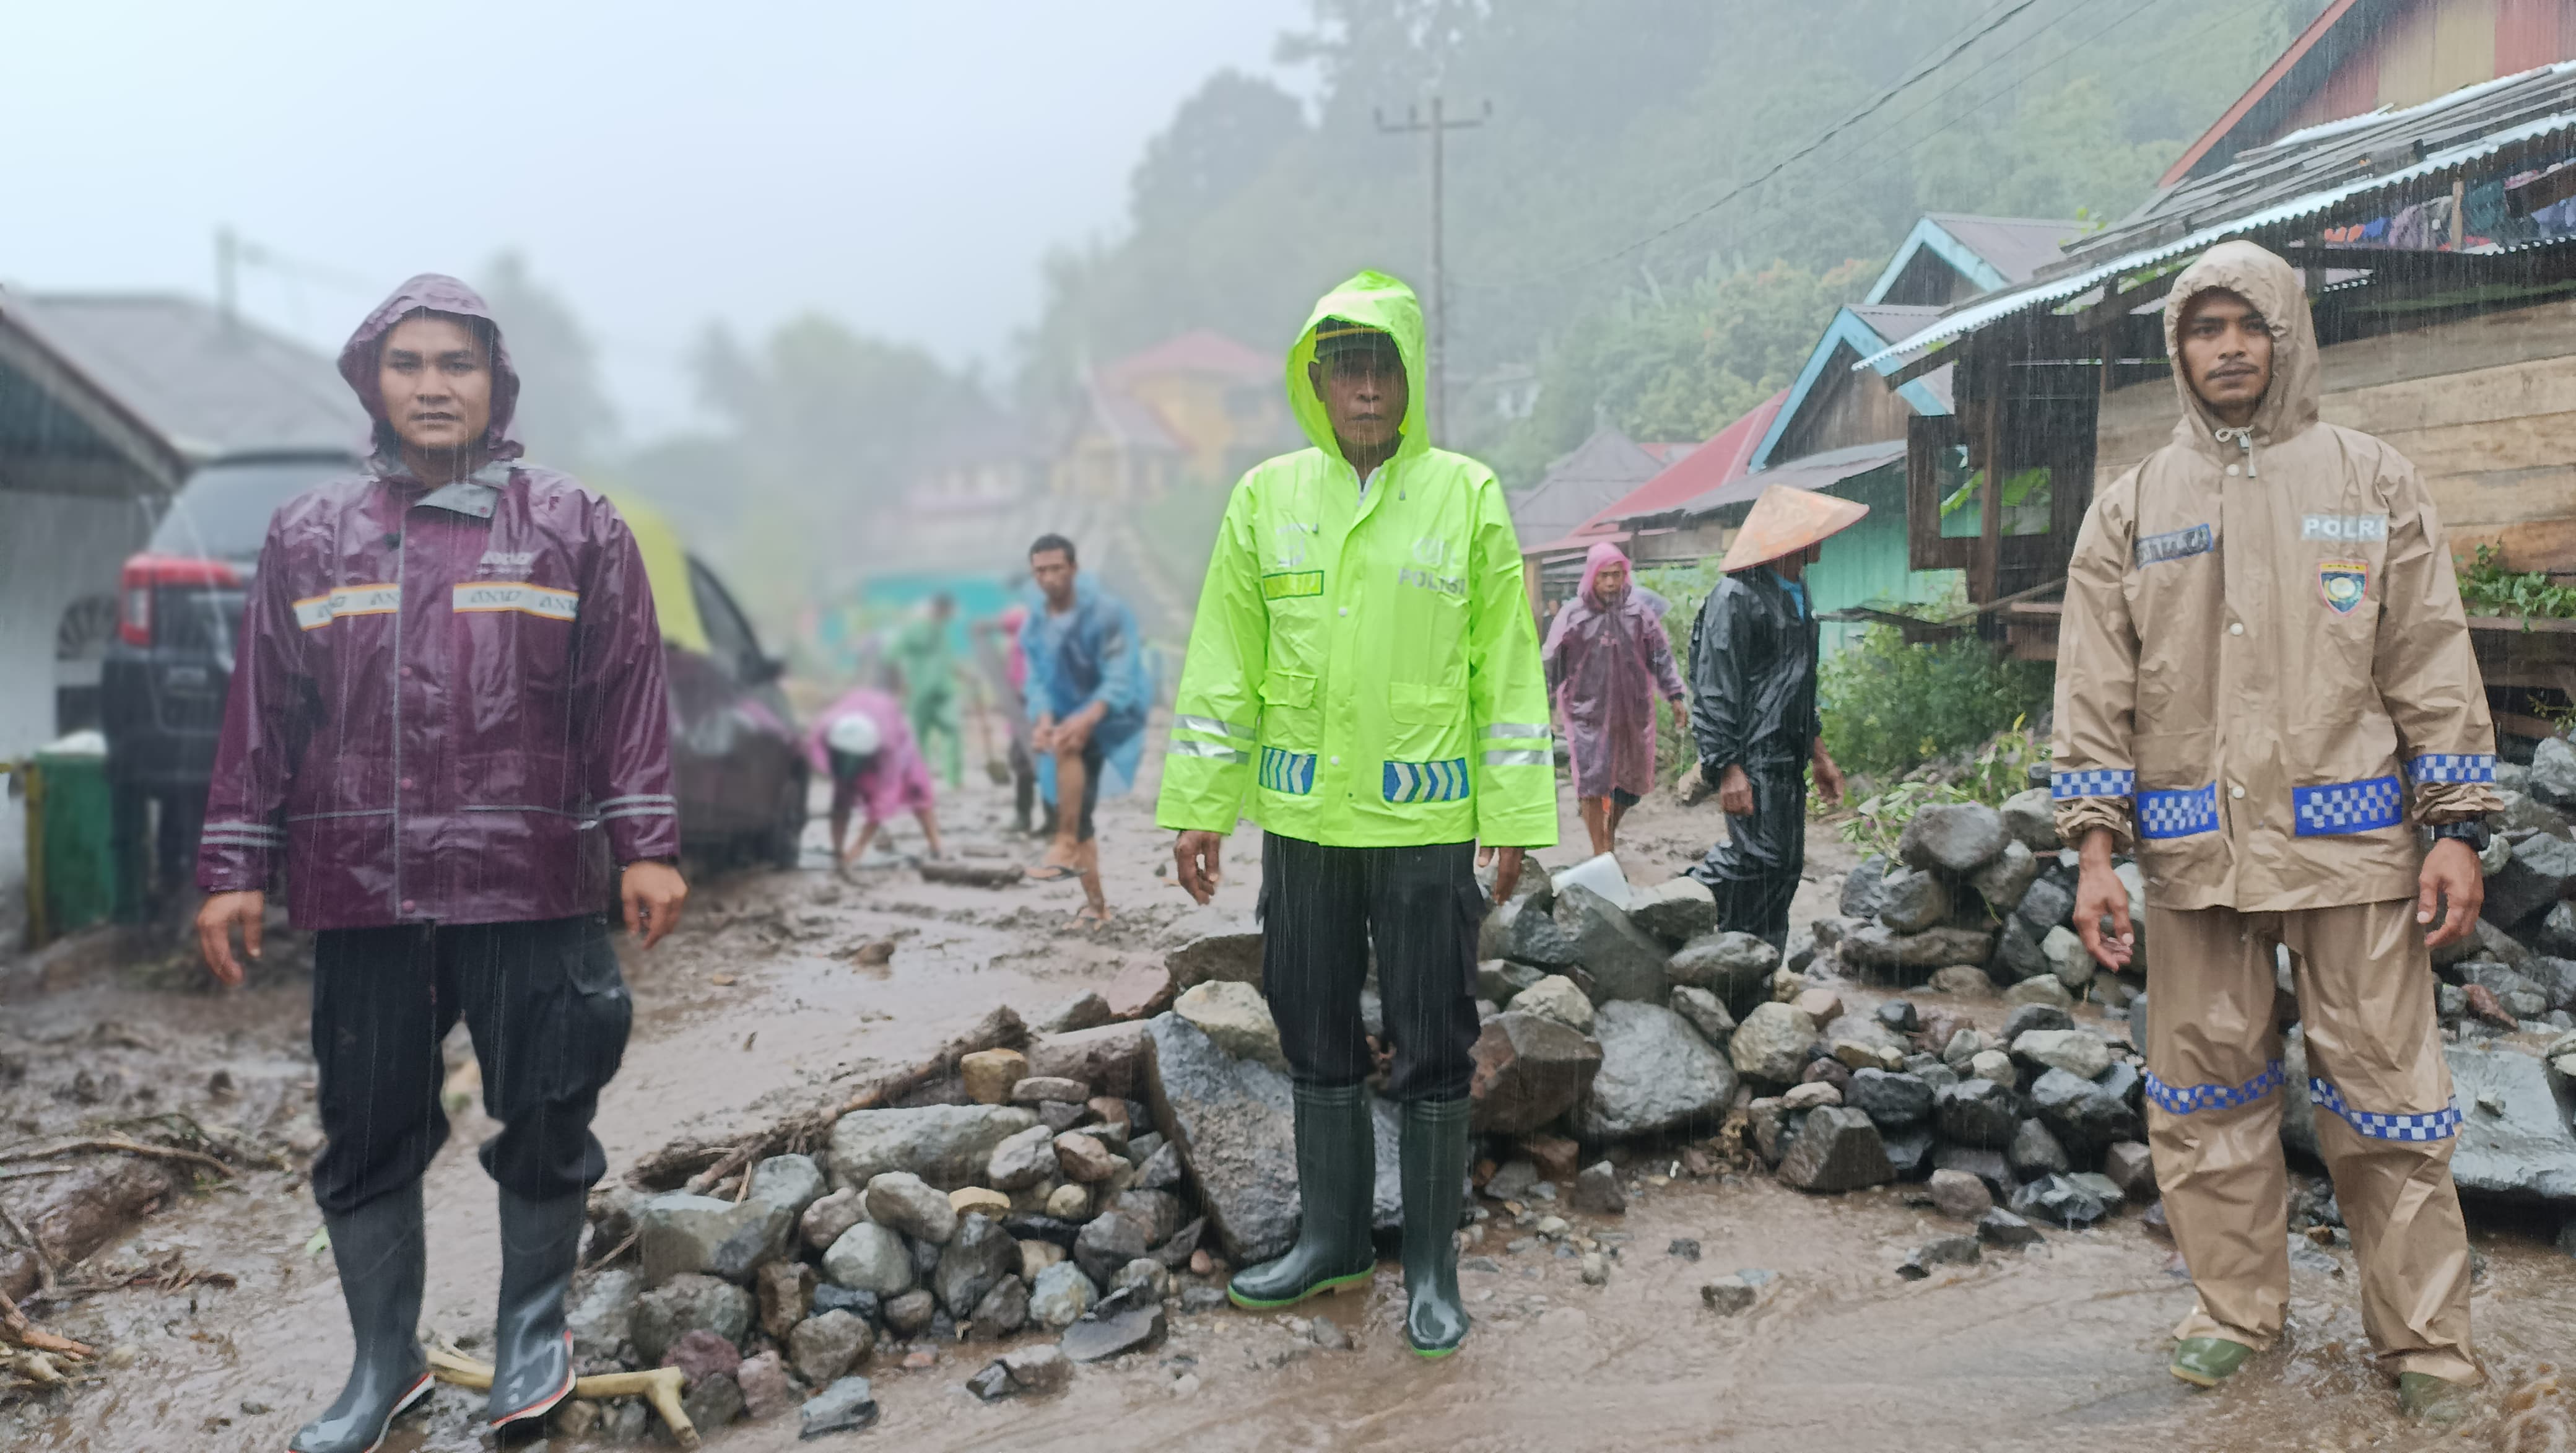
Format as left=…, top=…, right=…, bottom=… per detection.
left=1375, top=95, right=1490, bottom=441
left=215, top=226, right=239, bottom=332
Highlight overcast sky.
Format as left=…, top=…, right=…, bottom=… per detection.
left=6, top=0, right=1306, bottom=437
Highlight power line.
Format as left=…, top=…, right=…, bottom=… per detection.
left=1450, top=0, right=2053, bottom=289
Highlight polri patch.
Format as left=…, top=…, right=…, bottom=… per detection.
left=2134, top=523, right=2213, bottom=569
left=2318, top=559, right=2368, bottom=614
left=2301, top=513, right=2387, bottom=544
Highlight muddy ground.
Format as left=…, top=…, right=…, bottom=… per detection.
left=3, top=746, right=2572, bottom=1452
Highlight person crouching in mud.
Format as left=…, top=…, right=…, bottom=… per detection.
left=194, top=274, right=686, bottom=1450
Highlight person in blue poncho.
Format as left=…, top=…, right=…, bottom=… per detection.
left=1019, top=533, right=1146, bottom=927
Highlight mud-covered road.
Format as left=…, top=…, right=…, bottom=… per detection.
left=3, top=751, right=2570, bottom=1452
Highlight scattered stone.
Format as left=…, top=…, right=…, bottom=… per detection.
left=1876, top=867, right=1952, bottom=934
left=1002, top=1342, right=1073, bottom=1394
left=1161, top=908, right=1265, bottom=987
left=985, top=1123, right=1063, bottom=1192
left=1053, top=1132, right=1121, bottom=1183
left=1629, top=876, right=1719, bottom=943
left=1897, top=1235, right=1982, bottom=1279
left=1933, top=1145, right=2013, bottom=1199
left=757, top=1260, right=819, bottom=1342
left=1478, top=959, right=1547, bottom=1007
left=1029, top=1262, right=1099, bottom=1329
left=2443, top=1042, right=2576, bottom=1200
left=1669, top=1237, right=1702, bottom=1261
left=966, top=1274, right=1030, bottom=1340
left=1847, top=1068, right=1933, bottom=1127
left=2068, top=1171, right=2126, bottom=1207
left=1728, top=1002, right=1819, bottom=1084
left=2008, top=1173, right=2108, bottom=1228
left=1512, top=975, right=1596, bottom=1033
left=1969, top=840, right=2040, bottom=913
left=820, top=1223, right=914, bottom=1297
left=1999, top=788, right=2060, bottom=853
left=1940, top=1028, right=1986, bottom=1070
left=1572, top=1161, right=1627, bottom=1215
left=2102, top=1141, right=2157, bottom=1201
left=1310, top=1313, right=1354, bottom=1350
left=1103, top=962, right=1178, bottom=1020
left=1173, top=980, right=1288, bottom=1071
left=1058, top=1288, right=1168, bottom=1363
left=1775, top=1106, right=1894, bottom=1192
left=1025, top=1021, right=1154, bottom=1099
left=934, top=1214, right=1017, bottom=1318
left=1037, top=991, right=1115, bottom=1036
left=967, top=1361, right=1015, bottom=1401
left=881, top=1288, right=935, bottom=1336
left=799, top=1187, right=866, bottom=1255
left=1842, top=857, right=1891, bottom=919
left=682, top=1372, right=745, bottom=1434
left=1667, top=931, right=1782, bottom=1013
left=1899, top=803, right=2009, bottom=875
left=1927, top=1168, right=1993, bottom=1220
left=1074, top=1206, right=1152, bottom=1287
left=864, top=1172, right=958, bottom=1246
left=736, top=1349, right=794, bottom=1421
left=811, top=1283, right=881, bottom=1324
left=788, top=1309, right=874, bottom=1385
left=747, top=1154, right=828, bottom=1221
left=635, top=1191, right=794, bottom=1288
left=1969, top=1049, right=2016, bottom=1087
left=960, top=1049, right=1031, bottom=1107
left=630, top=1274, right=755, bottom=1366
left=1575, top=1001, right=1740, bottom=1140
left=1794, top=987, right=1844, bottom=1023
left=1840, top=925, right=1999, bottom=981
left=2485, top=832, right=2576, bottom=925
left=568, top=1268, right=642, bottom=1361
left=1669, top=985, right=1737, bottom=1049
left=1044, top=1182, right=1090, bottom=1221
left=798, top=1376, right=879, bottom=1438
left=1112, top=1257, right=1172, bottom=1302
left=828, top=1104, right=1042, bottom=1192
left=1977, top=1208, right=2044, bottom=1247
left=1494, top=895, right=1583, bottom=968
left=2016, top=877, right=2074, bottom=935
left=1700, top=1276, right=1757, bottom=1314
left=1012, top=1075, right=1090, bottom=1106
left=1782, top=1081, right=1841, bottom=1110
left=2012, top=1029, right=2112, bottom=1081
left=1934, top=1079, right=2018, bottom=1148
left=2008, top=1118, right=2071, bottom=1177
left=1135, top=1140, right=1185, bottom=1193
left=661, top=1326, right=743, bottom=1384
left=2004, top=975, right=2076, bottom=1010
left=2030, top=1068, right=2138, bottom=1154
left=1999, top=1004, right=2075, bottom=1039
left=1142, top=1013, right=1300, bottom=1265
left=1017, top=1237, right=1069, bottom=1281
left=1555, top=883, right=1674, bottom=1003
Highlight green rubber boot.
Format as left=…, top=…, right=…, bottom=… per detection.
left=2168, top=1337, right=2255, bottom=1388
left=2397, top=1372, right=2476, bottom=1426
left=1399, top=1095, right=1473, bottom=1358
left=1229, top=1081, right=1377, bottom=1309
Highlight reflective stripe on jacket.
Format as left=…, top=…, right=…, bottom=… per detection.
left=2051, top=241, right=2499, bottom=912
left=1155, top=270, right=1557, bottom=849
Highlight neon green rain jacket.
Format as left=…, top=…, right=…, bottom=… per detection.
left=1154, top=271, right=1557, bottom=849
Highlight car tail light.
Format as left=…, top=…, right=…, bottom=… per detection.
left=118, top=554, right=240, bottom=647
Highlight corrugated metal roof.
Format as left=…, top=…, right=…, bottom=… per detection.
left=1860, top=62, right=2576, bottom=370
left=1508, top=427, right=1668, bottom=547
left=1920, top=214, right=2084, bottom=286
left=1684, top=440, right=1906, bottom=518
left=9, top=293, right=363, bottom=461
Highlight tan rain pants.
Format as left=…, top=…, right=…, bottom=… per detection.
left=2142, top=899, right=2478, bottom=1384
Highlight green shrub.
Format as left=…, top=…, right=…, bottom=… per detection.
left=2456, top=544, right=2576, bottom=620
left=1817, top=625, right=2053, bottom=782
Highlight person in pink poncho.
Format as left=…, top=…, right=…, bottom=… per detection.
left=1544, top=542, right=1686, bottom=856
left=807, top=687, right=944, bottom=867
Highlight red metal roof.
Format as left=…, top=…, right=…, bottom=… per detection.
left=1559, top=390, right=1788, bottom=540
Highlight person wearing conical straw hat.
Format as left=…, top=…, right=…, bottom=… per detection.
left=1683, top=484, right=1863, bottom=948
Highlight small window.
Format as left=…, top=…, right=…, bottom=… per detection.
left=1939, top=463, right=2054, bottom=539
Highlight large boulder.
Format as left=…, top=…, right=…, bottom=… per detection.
left=1875, top=868, right=1952, bottom=934
left=2011, top=1029, right=2112, bottom=1081
left=1846, top=1068, right=1933, bottom=1127
left=863, top=1172, right=957, bottom=1246
left=1669, top=985, right=1736, bottom=1049
left=2029, top=1068, right=2136, bottom=1154
left=1141, top=1013, right=1299, bottom=1265
left=1992, top=918, right=2049, bottom=984
left=2484, top=832, right=2576, bottom=926
left=1023, top=1022, right=1153, bottom=1100
left=1627, top=877, right=1718, bottom=945
left=631, top=1273, right=755, bottom=1366
left=1999, top=788, right=2060, bottom=853
left=828, top=1105, right=1041, bottom=1192
left=1159, top=907, right=1263, bottom=988
left=1839, top=925, right=1996, bottom=982
left=1554, top=883, right=1671, bottom=1003
left=1969, top=841, right=2039, bottom=914
left=635, top=1192, right=794, bottom=1288
left=2016, top=877, right=2074, bottom=935
left=1773, top=1106, right=1894, bottom=1192
left=1899, top=803, right=2009, bottom=875
left=934, top=1214, right=1017, bottom=1319
left=1728, top=1002, right=1817, bottom=1084
left=1573, top=1001, right=1738, bottom=1141
left=568, top=1268, right=642, bottom=1361
left=1935, top=1078, right=2019, bottom=1148
left=1468, top=1011, right=1604, bottom=1135
left=2427, top=1043, right=2576, bottom=1202
left=1172, top=980, right=1287, bottom=1071
left=2531, top=734, right=2576, bottom=806
left=1071, top=1205, right=1152, bottom=1288
left=746, top=1154, right=828, bottom=1221
left=986, top=1125, right=1060, bottom=1191
left=1510, top=975, right=1595, bottom=1034
left=1027, top=1262, right=1097, bottom=1329
left=1667, top=930, right=1781, bottom=1014
left=1493, top=896, right=1583, bottom=968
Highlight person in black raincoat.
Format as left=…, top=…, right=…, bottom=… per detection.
left=1686, top=485, right=1861, bottom=946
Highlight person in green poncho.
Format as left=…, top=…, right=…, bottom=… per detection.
left=888, top=593, right=963, bottom=789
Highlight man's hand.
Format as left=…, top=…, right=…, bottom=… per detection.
left=2072, top=827, right=2134, bottom=971
left=1030, top=712, right=1058, bottom=754
left=1716, top=764, right=1754, bottom=816
left=1479, top=844, right=1525, bottom=904
left=1811, top=746, right=1845, bottom=808
left=1173, top=831, right=1225, bottom=904
left=2417, top=837, right=2483, bottom=949
left=197, top=890, right=264, bottom=987
left=622, top=860, right=689, bottom=949
left=1054, top=704, right=1102, bottom=754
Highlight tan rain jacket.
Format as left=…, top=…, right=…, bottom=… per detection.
left=2052, top=240, right=2500, bottom=912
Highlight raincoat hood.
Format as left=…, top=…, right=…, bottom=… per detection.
left=1286, top=269, right=1431, bottom=466
left=2162, top=240, right=2320, bottom=460
left=337, top=273, right=525, bottom=464
left=1580, top=541, right=1631, bottom=604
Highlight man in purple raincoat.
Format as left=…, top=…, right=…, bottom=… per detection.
left=194, top=275, right=687, bottom=1449
left=1544, top=541, right=1686, bottom=857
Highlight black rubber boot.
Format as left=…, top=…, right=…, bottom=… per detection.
left=1399, top=1095, right=1472, bottom=1358
left=290, top=1182, right=430, bottom=1453
left=485, top=1187, right=585, bottom=1430
left=1228, top=1081, right=1377, bottom=1309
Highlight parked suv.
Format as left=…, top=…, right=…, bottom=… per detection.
left=99, top=456, right=804, bottom=907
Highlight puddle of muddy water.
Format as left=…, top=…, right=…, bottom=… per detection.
left=7, top=750, right=2572, bottom=1452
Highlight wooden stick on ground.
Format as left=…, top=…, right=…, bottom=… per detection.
left=0, top=1197, right=59, bottom=1294
left=0, top=1138, right=234, bottom=1180
left=0, top=1284, right=92, bottom=1361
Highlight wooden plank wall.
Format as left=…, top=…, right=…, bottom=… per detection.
left=2095, top=296, right=2576, bottom=570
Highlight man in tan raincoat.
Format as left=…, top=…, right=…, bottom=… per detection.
left=2054, top=240, right=2494, bottom=1421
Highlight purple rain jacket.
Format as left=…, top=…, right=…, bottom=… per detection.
left=196, top=274, right=678, bottom=929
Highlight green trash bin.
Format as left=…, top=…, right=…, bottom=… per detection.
left=32, top=730, right=118, bottom=941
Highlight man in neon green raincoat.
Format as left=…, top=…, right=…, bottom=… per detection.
left=888, top=593, right=962, bottom=788
left=1160, top=271, right=1556, bottom=1358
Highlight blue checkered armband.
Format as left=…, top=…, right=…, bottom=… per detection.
left=2143, top=1059, right=2282, bottom=1115
left=2052, top=767, right=2134, bottom=800
left=2292, top=775, right=2403, bottom=836
left=2310, top=1078, right=2460, bottom=1141
left=2136, top=783, right=2219, bottom=839
left=2404, top=753, right=2496, bottom=785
